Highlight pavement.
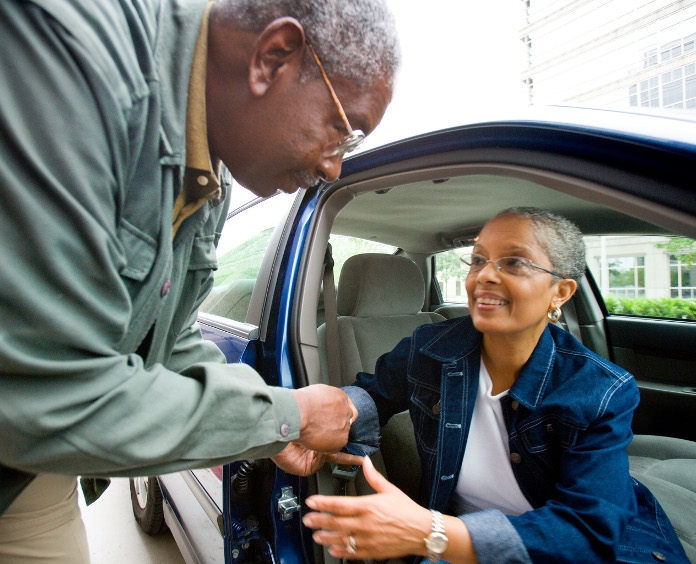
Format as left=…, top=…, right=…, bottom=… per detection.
left=79, top=478, right=184, bottom=564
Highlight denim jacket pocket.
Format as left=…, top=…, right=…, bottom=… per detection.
left=517, top=415, right=580, bottom=477
left=410, top=382, right=441, bottom=456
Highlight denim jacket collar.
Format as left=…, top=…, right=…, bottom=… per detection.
left=418, top=315, right=557, bottom=411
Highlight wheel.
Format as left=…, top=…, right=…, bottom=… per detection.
left=129, top=476, right=166, bottom=535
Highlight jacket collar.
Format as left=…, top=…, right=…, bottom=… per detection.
left=420, top=316, right=557, bottom=410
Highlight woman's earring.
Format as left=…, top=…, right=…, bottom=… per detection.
left=547, top=307, right=562, bottom=323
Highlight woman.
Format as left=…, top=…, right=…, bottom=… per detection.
left=302, top=207, right=687, bottom=563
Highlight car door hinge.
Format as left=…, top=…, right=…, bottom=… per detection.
left=277, top=486, right=301, bottom=521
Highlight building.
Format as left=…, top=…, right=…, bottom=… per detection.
left=521, top=0, right=696, bottom=110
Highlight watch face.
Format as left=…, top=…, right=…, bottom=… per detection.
left=427, top=532, right=448, bottom=553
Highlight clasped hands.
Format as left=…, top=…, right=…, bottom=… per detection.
left=270, top=384, right=361, bottom=476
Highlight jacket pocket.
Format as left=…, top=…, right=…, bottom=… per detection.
left=117, top=218, right=157, bottom=281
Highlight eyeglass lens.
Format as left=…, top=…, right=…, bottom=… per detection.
left=464, top=255, right=536, bottom=277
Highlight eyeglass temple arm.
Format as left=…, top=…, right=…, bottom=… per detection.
left=305, top=41, right=354, bottom=133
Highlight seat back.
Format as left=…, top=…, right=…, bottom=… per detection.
left=318, top=253, right=445, bottom=386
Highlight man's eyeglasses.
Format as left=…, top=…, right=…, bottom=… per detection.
left=306, top=41, right=365, bottom=157
left=462, top=253, right=564, bottom=279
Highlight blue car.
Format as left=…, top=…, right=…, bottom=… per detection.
left=130, top=107, right=696, bottom=563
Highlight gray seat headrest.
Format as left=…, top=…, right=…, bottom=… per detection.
left=337, top=254, right=425, bottom=317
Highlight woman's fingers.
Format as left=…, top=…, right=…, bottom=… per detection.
left=361, top=455, right=395, bottom=493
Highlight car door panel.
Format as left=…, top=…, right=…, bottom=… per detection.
left=605, top=316, right=696, bottom=441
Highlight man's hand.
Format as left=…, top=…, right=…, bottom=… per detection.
left=271, top=444, right=363, bottom=476
left=292, top=384, right=358, bottom=453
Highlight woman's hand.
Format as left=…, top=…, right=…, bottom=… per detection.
left=302, top=456, right=432, bottom=561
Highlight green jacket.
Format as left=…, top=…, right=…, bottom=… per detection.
left=0, top=0, right=300, bottom=511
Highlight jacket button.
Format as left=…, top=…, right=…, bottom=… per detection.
left=652, top=552, right=666, bottom=561
left=511, top=400, right=520, bottom=411
left=280, top=423, right=290, bottom=437
left=197, top=175, right=209, bottom=186
left=510, top=453, right=522, bottom=464
left=161, top=280, right=172, bottom=297
left=432, top=402, right=441, bottom=415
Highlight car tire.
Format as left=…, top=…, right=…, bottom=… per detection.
left=129, top=477, right=166, bottom=535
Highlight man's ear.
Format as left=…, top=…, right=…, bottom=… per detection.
left=249, top=17, right=305, bottom=97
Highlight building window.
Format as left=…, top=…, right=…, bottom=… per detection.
left=661, top=39, right=681, bottom=62
left=605, top=256, right=645, bottom=298
left=644, top=48, right=658, bottom=68
left=670, top=255, right=696, bottom=299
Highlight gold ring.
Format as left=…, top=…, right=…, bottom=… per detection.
left=347, top=535, right=357, bottom=555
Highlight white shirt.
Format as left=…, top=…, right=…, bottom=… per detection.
left=453, top=359, right=533, bottom=516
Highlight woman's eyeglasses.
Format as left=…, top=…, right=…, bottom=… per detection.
left=462, top=253, right=564, bottom=278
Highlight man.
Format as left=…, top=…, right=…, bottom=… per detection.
left=0, top=0, right=399, bottom=560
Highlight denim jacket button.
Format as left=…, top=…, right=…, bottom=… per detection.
left=510, top=452, right=522, bottom=464
left=432, top=402, right=441, bottom=415
left=652, top=552, right=666, bottom=561
left=511, top=400, right=520, bottom=411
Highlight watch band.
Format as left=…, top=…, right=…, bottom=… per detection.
left=424, top=509, right=448, bottom=562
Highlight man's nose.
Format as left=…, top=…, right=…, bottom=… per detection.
left=317, top=154, right=343, bottom=183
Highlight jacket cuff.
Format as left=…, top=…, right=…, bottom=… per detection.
left=342, top=386, right=380, bottom=457
left=460, top=509, right=532, bottom=564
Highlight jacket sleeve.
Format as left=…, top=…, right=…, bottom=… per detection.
left=342, top=333, right=417, bottom=455
left=0, top=1, right=299, bottom=477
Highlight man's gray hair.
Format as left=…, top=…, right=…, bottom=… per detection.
left=491, top=207, right=586, bottom=282
left=215, top=0, right=400, bottom=88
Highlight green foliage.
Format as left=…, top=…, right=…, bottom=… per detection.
left=604, top=295, right=696, bottom=320
left=214, top=229, right=273, bottom=286
left=330, top=235, right=397, bottom=279
left=436, top=249, right=466, bottom=282
left=654, top=237, right=696, bottom=267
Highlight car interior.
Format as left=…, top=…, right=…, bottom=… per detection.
left=287, top=164, right=696, bottom=562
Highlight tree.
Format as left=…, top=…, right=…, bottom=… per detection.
left=655, top=237, right=696, bottom=267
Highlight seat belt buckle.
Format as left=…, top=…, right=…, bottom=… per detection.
left=331, top=463, right=360, bottom=482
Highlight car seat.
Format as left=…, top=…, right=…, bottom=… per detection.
left=317, top=253, right=445, bottom=387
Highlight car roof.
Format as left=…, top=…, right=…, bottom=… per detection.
left=327, top=107, right=696, bottom=254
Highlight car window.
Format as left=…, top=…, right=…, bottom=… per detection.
left=328, top=234, right=397, bottom=281
left=437, top=235, right=696, bottom=321
left=435, top=248, right=472, bottom=305
left=585, top=235, right=696, bottom=320
left=200, top=184, right=296, bottom=322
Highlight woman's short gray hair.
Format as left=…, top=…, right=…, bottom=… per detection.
left=216, top=0, right=400, bottom=89
left=491, top=207, right=586, bottom=282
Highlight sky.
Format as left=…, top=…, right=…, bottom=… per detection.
left=361, top=0, right=529, bottom=151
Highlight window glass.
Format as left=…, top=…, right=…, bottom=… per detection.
left=435, top=247, right=473, bottom=304
left=585, top=235, right=696, bottom=320
left=328, top=235, right=397, bottom=281
left=436, top=236, right=696, bottom=320
left=200, top=183, right=296, bottom=322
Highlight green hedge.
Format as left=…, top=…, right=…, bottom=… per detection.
left=604, top=295, right=696, bottom=320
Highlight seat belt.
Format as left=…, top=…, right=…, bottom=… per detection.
left=322, top=246, right=361, bottom=498
left=563, top=297, right=582, bottom=344
left=323, top=244, right=343, bottom=387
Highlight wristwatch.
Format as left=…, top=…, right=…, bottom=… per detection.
left=424, top=509, right=448, bottom=562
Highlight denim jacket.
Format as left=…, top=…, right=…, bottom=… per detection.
left=345, top=316, right=687, bottom=563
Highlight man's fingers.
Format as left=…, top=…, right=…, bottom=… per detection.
left=348, top=399, right=358, bottom=423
